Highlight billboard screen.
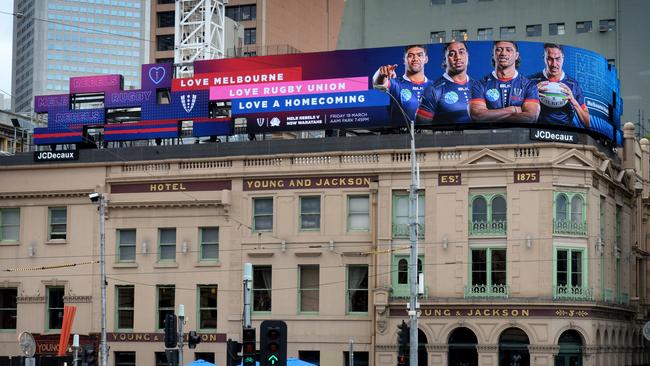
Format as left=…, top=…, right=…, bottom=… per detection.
left=196, top=40, right=621, bottom=143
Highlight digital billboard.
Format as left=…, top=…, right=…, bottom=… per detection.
left=33, top=40, right=622, bottom=146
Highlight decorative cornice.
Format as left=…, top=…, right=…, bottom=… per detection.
left=17, top=296, right=45, bottom=304
left=63, top=295, right=92, bottom=303
left=376, top=344, right=398, bottom=352
left=109, top=201, right=226, bottom=209
left=528, top=344, right=560, bottom=354
left=426, top=343, right=448, bottom=352
left=0, top=191, right=91, bottom=200
left=476, top=344, right=498, bottom=353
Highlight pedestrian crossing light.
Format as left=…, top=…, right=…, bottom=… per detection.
left=242, top=327, right=256, bottom=366
left=260, top=320, right=287, bottom=366
left=397, top=320, right=409, bottom=365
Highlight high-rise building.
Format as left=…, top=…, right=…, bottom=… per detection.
left=11, top=0, right=150, bottom=113
left=337, top=0, right=650, bottom=135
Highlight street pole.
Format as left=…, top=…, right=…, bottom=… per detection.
left=348, top=339, right=354, bottom=366
left=408, top=119, right=419, bottom=366
left=72, top=334, right=79, bottom=366
left=243, top=263, right=252, bottom=328
left=98, top=195, right=108, bottom=366
left=178, top=304, right=185, bottom=366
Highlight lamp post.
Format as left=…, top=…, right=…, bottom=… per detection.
left=375, top=86, right=420, bottom=366
left=90, top=193, right=108, bottom=366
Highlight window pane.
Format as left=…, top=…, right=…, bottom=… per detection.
left=1, top=208, right=20, bottom=242
left=114, top=352, right=136, bottom=366
left=160, top=229, right=175, bottom=244
left=526, top=24, right=541, bottom=37
left=398, top=259, right=408, bottom=284
left=472, top=197, right=487, bottom=221
left=117, top=286, right=134, bottom=329
left=348, top=196, right=369, bottom=231
left=430, top=31, right=446, bottom=43
left=157, top=11, right=174, bottom=28
left=300, top=196, right=321, bottom=230
left=158, top=286, right=174, bottom=328
left=199, top=286, right=218, bottom=329
left=576, top=21, right=592, bottom=33
left=557, top=250, right=568, bottom=285
left=254, top=198, right=273, bottom=231
left=556, top=195, right=567, bottom=220
left=348, top=266, right=368, bottom=312
left=156, top=35, right=174, bottom=51
left=253, top=266, right=272, bottom=311
left=299, top=266, right=319, bottom=312
left=48, top=287, right=64, bottom=329
left=200, top=227, right=218, bottom=260
left=571, top=251, right=582, bottom=286
left=571, top=196, right=583, bottom=223
left=0, top=288, right=17, bottom=329
left=492, top=196, right=506, bottom=221
left=491, top=249, right=507, bottom=285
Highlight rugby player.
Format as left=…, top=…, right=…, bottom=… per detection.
left=373, top=44, right=433, bottom=122
left=528, top=43, right=590, bottom=127
left=416, top=41, right=473, bottom=124
left=469, top=40, right=540, bottom=122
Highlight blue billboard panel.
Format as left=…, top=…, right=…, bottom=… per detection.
left=141, top=90, right=209, bottom=121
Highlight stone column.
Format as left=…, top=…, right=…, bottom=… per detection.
left=426, top=343, right=447, bottom=366
left=582, top=345, right=599, bottom=366
left=475, top=344, right=498, bottom=366
left=528, top=344, right=560, bottom=366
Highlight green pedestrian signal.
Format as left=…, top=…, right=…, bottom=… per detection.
left=267, top=355, right=278, bottom=365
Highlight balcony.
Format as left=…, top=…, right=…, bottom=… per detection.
left=553, top=285, right=594, bottom=301
left=553, top=219, right=587, bottom=236
left=603, top=288, right=614, bottom=303
left=392, top=223, right=425, bottom=239
left=469, top=219, right=507, bottom=236
left=464, top=284, right=509, bottom=299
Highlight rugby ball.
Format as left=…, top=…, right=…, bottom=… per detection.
left=539, top=82, right=568, bottom=108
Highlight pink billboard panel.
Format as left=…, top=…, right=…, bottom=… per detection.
left=69, top=74, right=123, bottom=94
left=210, top=76, right=368, bottom=100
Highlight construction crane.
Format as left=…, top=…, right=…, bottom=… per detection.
left=174, top=0, right=226, bottom=78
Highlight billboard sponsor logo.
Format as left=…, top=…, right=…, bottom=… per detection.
left=109, top=90, right=153, bottom=105
left=444, top=92, right=459, bottom=104
left=400, top=89, right=412, bottom=102
left=585, top=98, right=609, bottom=116
left=256, top=118, right=266, bottom=127
left=270, top=117, right=281, bottom=127
left=34, top=150, right=79, bottom=162
left=530, top=128, right=577, bottom=143
left=181, top=94, right=197, bottom=113
left=148, top=66, right=166, bottom=84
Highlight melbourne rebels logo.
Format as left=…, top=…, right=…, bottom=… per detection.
left=181, top=94, right=197, bottom=113
left=486, top=88, right=500, bottom=102
left=400, top=89, right=413, bottom=102
left=444, top=91, right=459, bottom=104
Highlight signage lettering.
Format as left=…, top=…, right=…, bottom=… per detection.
left=243, top=176, right=377, bottom=191
left=111, top=180, right=231, bottom=194
left=150, top=183, right=187, bottom=192
left=514, top=170, right=540, bottom=183
left=34, top=150, right=79, bottom=162
left=530, top=128, right=578, bottom=143
left=438, top=172, right=461, bottom=186
left=108, top=332, right=222, bottom=342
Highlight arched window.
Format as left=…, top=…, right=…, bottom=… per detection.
left=556, top=330, right=583, bottom=366
left=492, top=195, right=507, bottom=222
left=472, top=196, right=487, bottom=222
left=398, top=259, right=408, bottom=284
left=499, top=328, right=530, bottom=366
left=448, top=327, right=478, bottom=366
left=556, top=194, right=568, bottom=221
left=571, top=196, right=583, bottom=223
left=554, top=192, right=587, bottom=236
left=469, top=192, right=507, bottom=236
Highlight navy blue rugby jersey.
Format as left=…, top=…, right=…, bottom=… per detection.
left=470, top=71, right=539, bottom=110
left=416, top=73, right=474, bottom=124
left=528, top=70, right=588, bottom=127
left=387, top=75, right=433, bottom=122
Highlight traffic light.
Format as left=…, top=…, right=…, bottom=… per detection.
left=187, top=330, right=201, bottom=349
left=83, top=344, right=96, bottom=366
left=164, top=313, right=178, bottom=348
left=164, top=349, right=179, bottom=366
left=260, top=320, right=287, bottom=366
left=397, top=320, right=409, bottom=366
left=242, top=327, right=256, bottom=366
left=226, top=339, right=242, bottom=366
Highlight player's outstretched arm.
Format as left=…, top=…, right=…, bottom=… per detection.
left=372, top=64, right=397, bottom=90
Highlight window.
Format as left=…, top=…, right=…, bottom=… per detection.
left=430, top=0, right=445, bottom=4
left=157, top=11, right=174, bottom=28
left=156, top=35, right=174, bottom=51
left=392, top=192, right=424, bottom=238
left=0, top=288, right=17, bottom=329
left=615, top=204, right=622, bottom=246
left=347, top=195, right=370, bottom=231
left=553, top=192, right=587, bottom=235
left=469, top=193, right=506, bottom=236
left=526, top=24, right=542, bottom=37
left=48, top=207, right=67, bottom=240
left=155, top=352, right=168, bottom=366
left=451, top=29, right=467, bottom=41
left=549, top=22, right=566, bottom=35
left=347, top=265, right=368, bottom=313
left=198, top=285, right=217, bottom=329
left=47, top=286, right=65, bottom=330
left=157, top=285, right=174, bottom=329
left=466, top=248, right=507, bottom=298
left=116, top=286, right=134, bottom=330
left=576, top=21, right=592, bottom=33
left=158, top=228, right=176, bottom=261
left=300, top=196, right=321, bottom=231
left=117, top=229, right=136, bottom=262
left=199, top=227, right=218, bottom=261
left=156, top=58, right=174, bottom=64
left=299, top=265, right=319, bottom=313
left=158, top=0, right=175, bottom=3
left=114, top=352, right=136, bottom=366
left=477, top=27, right=493, bottom=40
left=0, top=208, right=20, bottom=243
left=599, top=19, right=616, bottom=32
left=499, top=26, right=516, bottom=39
left=391, top=255, right=423, bottom=297
left=599, top=196, right=606, bottom=242
left=553, top=247, right=590, bottom=300
left=225, top=4, right=256, bottom=22
left=253, top=197, right=273, bottom=231
left=430, top=31, right=446, bottom=43
left=194, top=353, right=215, bottom=363
left=244, top=28, right=256, bottom=45
left=451, top=0, right=467, bottom=3
left=298, top=351, right=319, bottom=365
left=253, top=266, right=272, bottom=312
left=344, top=351, right=369, bottom=366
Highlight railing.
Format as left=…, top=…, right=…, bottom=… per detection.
left=392, top=223, right=424, bottom=239
left=464, top=284, right=509, bottom=299
left=553, top=219, right=587, bottom=236
left=553, top=285, right=594, bottom=301
left=619, top=292, right=630, bottom=305
left=390, top=286, right=429, bottom=300
left=469, top=219, right=507, bottom=236
left=603, top=288, right=614, bottom=303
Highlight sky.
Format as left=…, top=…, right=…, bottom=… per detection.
left=0, top=0, right=13, bottom=102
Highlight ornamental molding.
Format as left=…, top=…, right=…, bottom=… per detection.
left=17, top=296, right=46, bottom=304
left=63, top=295, right=92, bottom=303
